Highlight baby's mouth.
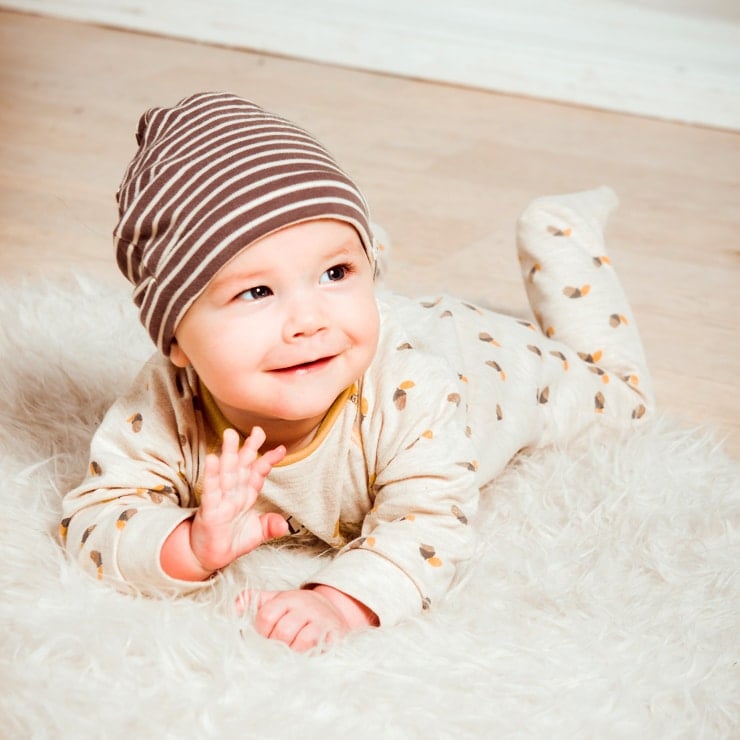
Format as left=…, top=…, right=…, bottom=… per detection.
left=272, top=355, right=335, bottom=375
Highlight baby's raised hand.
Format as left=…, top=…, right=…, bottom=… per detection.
left=190, top=427, right=287, bottom=573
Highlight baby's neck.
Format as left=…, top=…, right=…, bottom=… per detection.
left=197, top=380, right=325, bottom=456
left=258, top=419, right=322, bottom=455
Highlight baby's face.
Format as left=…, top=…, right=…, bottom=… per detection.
left=170, top=219, right=379, bottom=443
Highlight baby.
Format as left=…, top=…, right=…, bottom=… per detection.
left=62, top=92, right=653, bottom=651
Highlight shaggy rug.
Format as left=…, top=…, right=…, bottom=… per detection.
left=0, top=275, right=737, bottom=739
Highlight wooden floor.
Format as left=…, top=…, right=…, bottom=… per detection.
left=3, top=0, right=739, bottom=130
left=1, top=10, right=738, bottom=457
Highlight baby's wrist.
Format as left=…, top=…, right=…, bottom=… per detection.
left=161, top=518, right=219, bottom=581
left=308, top=584, right=379, bottom=629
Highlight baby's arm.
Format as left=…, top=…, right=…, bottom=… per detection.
left=62, top=356, right=290, bottom=593
left=161, top=427, right=288, bottom=580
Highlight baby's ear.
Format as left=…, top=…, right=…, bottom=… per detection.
left=169, top=340, right=190, bottom=368
left=370, top=221, right=392, bottom=286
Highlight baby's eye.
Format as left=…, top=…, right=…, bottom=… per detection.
left=320, top=264, right=353, bottom=284
left=237, top=286, right=273, bottom=301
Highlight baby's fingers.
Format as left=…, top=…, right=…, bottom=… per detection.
left=250, top=444, right=287, bottom=479
left=218, top=428, right=242, bottom=494
left=241, top=445, right=286, bottom=501
left=200, top=452, right=224, bottom=506
left=238, top=425, right=266, bottom=467
left=260, top=444, right=287, bottom=468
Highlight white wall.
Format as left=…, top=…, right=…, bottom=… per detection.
left=3, top=0, right=739, bottom=130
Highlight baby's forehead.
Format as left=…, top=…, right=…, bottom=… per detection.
left=257, top=218, right=363, bottom=253
left=207, top=219, right=369, bottom=281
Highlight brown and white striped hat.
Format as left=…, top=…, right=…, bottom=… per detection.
left=114, top=92, right=375, bottom=355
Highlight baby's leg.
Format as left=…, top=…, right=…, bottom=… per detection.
left=516, top=186, right=654, bottom=425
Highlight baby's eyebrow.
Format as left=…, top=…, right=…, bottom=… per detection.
left=323, top=249, right=353, bottom=263
left=322, top=240, right=363, bottom=261
left=208, top=269, right=268, bottom=295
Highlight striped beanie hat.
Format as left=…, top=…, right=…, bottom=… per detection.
left=114, top=91, right=374, bottom=355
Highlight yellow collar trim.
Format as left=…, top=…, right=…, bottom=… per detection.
left=199, top=381, right=356, bottom=465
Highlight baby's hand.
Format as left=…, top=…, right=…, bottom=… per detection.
left=190, top=427, right=287, bottom=573
left=239, top=586, right=378, bottom=652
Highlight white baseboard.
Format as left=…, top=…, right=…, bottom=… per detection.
left=3, top=0, right=739, bottom=130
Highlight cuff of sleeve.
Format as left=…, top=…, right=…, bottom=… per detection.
left=304, top=548, right=423, bottom=627
left=117, top=507, right=215, bottom=595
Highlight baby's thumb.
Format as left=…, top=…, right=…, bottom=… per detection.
left=260, top=512, right=289, bottom=542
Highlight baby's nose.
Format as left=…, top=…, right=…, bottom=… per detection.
left=283, top=293, right=327, bottom=340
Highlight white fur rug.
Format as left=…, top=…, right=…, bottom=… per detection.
left=1, top=276, right=738, bottom=739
